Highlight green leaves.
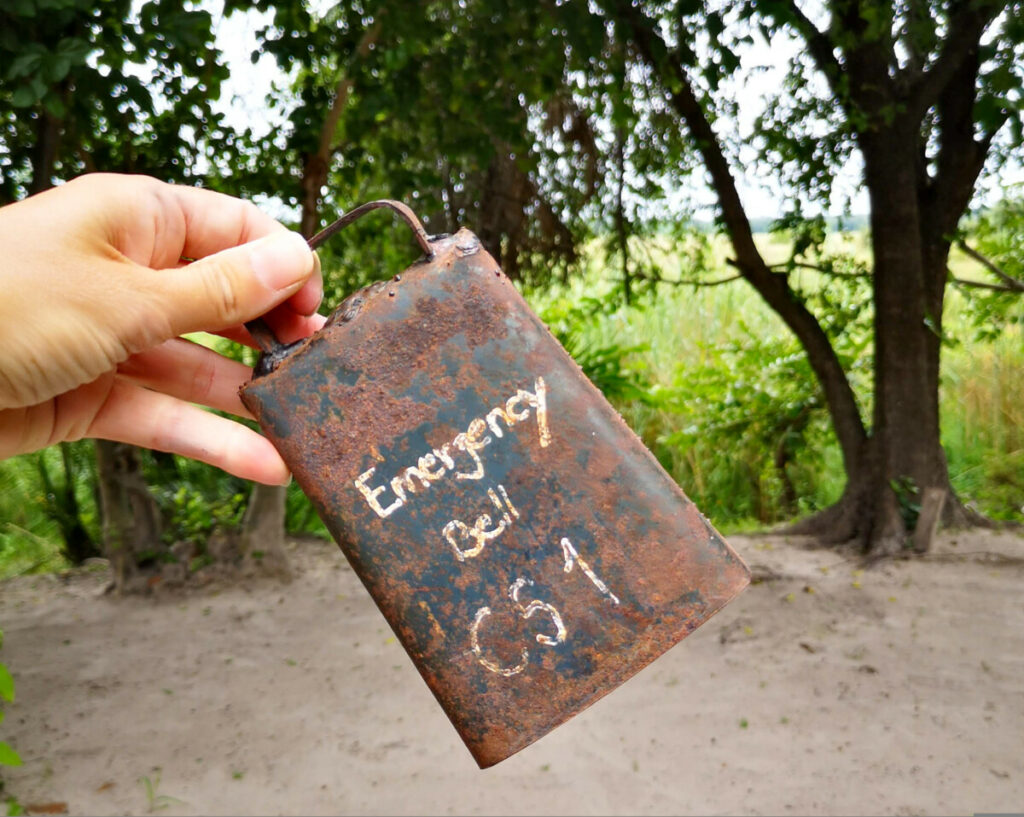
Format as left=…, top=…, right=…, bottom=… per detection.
left=0, top=628, right=19, bottom=767
left=5, top=49, right=44, bottom=80
left=538, top=289, right=653, bottom=404
left=5, top=44, right=48, bottom=107
left=3, top=36, right=94, bottom=111
left=53, top=36, right=92, bottom=68
left=9, top=80, right=45, bottom=109
left=0, top=664, right=13, bottom=704
left=1, top=0, right=231, bottom=198
left=0, top=741, right=21, bottom=768
left=3, top=0, right=36, bottom=16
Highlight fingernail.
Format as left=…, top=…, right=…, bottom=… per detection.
left=310, top=251, right=324, bottom=309
left=250, top=232, right=313, bottom=291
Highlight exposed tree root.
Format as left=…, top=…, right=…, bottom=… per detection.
left=942, top=494, right=999, bottom=529
left=783, top=483, right=1008, bottom=558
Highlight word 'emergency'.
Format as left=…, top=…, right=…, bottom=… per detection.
left=354, top=377, right=551, bottom=519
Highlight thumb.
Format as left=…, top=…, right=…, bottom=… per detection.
left=155, top=231, right=315, bottom=336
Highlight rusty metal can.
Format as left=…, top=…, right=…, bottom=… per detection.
left=240, top=206, right=749, bottom=768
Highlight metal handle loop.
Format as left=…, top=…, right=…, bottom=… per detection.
left=245, top=200, right=433, bottom=354
left=308, top=199, right=433, bottom=256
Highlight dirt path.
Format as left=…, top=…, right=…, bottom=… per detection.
left=1, top=529, right=1022, bottom=816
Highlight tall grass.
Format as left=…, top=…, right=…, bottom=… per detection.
left=0, top=443, right=98, bottom=577
left=942, top=312, right=1024, bottom=520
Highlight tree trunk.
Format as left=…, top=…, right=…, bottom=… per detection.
left=798, top=133, right=958, bottom=554
left=868, top=136, right=958, bottom=553
left=299, top=154, right=329, bottom=238
left=34, top=443, right=99, bottom=565
left=608, top=0, right=999, bottom=556
left=239, top=482, right=292, bottom=581
left=94, top=441, right=163, bottom=593
left=28, top=108, right=61, bottom=195
left=614, top=125, right=631, bottom=306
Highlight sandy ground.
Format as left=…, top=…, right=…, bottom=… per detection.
left=1, top=529, right=1022, bottom=816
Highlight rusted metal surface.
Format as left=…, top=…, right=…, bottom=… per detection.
left=240, top=228, right=750, bottom=768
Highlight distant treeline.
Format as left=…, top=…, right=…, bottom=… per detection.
left=686, top=214, right=871, bottom=234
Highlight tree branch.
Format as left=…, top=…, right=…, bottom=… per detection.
left=608, top=1, right=763, bottom=276
left=783, top=2, right=844, bottom=95
left=766, top=256, right=1020, bottom=294
left=767, top=260, right=870, bottom=279
left=905, top=0, right=1004, bottom=117
left=300, top=17, right=383, bottom=237
left=320, top=18, right=383, bottom=159
left=899, top=0, right=930, bottom=77
left=922, top=30, right=994, bottom=261
left=637, top=270, right=741, bottom=287
left=957, top=240, right=1024, bottom=292
left=604, top=0, right=870, bottom=473
left=977, top=116, right=1008, bottom=158
left=952, top=278, right=1024, bottom=293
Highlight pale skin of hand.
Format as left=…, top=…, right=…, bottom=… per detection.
left=0, top=173, right=327, bottom=485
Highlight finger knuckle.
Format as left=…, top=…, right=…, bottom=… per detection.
left=189, top=356, right=218, bottom=404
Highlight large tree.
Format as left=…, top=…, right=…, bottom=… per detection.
left=587, top=0, right=1024, bottom=553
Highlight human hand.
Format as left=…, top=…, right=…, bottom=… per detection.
left=0, top=173, right=325, bottom=484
